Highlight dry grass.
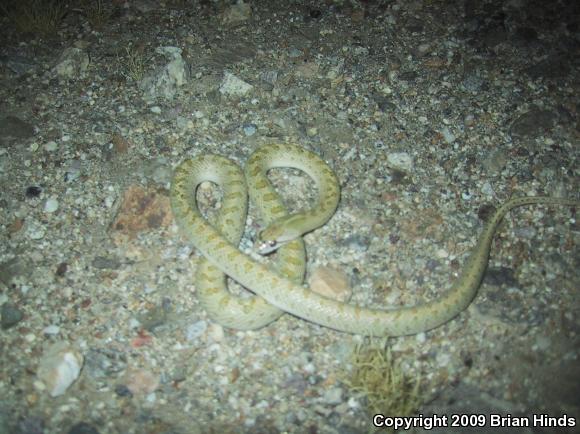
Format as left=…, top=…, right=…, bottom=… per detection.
left=118, top=44, right=150, bottom=83
left=341, top=339, right=423, bottom=431
left=0, top=0, right=67, bottom=36
left=78, top=0, right=110, bottom=30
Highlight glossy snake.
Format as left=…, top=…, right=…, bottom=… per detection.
left=171, top=143, right=577, bottom=336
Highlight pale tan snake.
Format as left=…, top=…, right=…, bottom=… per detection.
left=171, top=143, right=578, bottom=336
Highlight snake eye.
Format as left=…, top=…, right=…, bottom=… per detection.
left=258, top=239, right=278, bottom=254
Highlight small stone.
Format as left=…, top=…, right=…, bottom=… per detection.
left=150, top=106, right=162, bottom=114
left=208, top=323, right=225, bottom=342
left=186, top=320, right=207, bottom=341
left=42, top=325, right=61, bottom=335
left=125, top=368, right=159, bottom=395
left=309, top=266, right=352, bottom=302
left=323, top=387, right=344, bottom=405
left=25, top=186, right=42, bottom=198
left=26, top=220, right=46, bottom=240
left=482, top=149, right=508, bottom=174
left=436, top=352, right=451, bottom=367
left=387, top=152, right=413, bottom=172
left=44, top=197, right=59, bottom=213
left=288, top=47, right=303, bottom=58
left=1, top=302, right=24, bottom=329
left=417, top=43, right=431, bottom=55
left=92, top=256, right=122, bottom=270
left=219, top=72, right=253, bottom=97
left=242, top=123, right=257, bottom=136
left=138, top=305, right=167, bottom=331
left=440, top=127, right=456, bottom=144
left=44, top=141, right=58, bottom=151
left=114, top=384, right=133, bottom=397
left=220, top=0, right=252, bottom=25
left=307, top=127, right=318, bottom=137
left=463, top=114, right=476, bottom=127
left=37, top=342, right=84, bottom=397
left=64, top=160, right=82, bottom=182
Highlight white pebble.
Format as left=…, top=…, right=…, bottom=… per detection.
left=44, top=141, right=58, bottom=152
left=219, top=72, right=253, bottom=96
left=440, top=127, right=456, bottom=144
left=186, top=320, right=207, bottom=341
left=323, top=387, right=343, bottom=405
left=27, top=221, right=46, bottom=240
left=37, top=342, right=83, bottom=397
left=104, top=195, right=115, bottom=208
left=387, top=152, right=414, bottom=172
left=44, top=197, right=59, bottom=213
left=42, top=325, right=61, bottom=335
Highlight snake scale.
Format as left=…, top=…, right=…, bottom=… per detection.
left=171, top=143, right=578, bottom=336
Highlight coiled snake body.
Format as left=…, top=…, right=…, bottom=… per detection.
left=171, top=143, right=577, bottom=336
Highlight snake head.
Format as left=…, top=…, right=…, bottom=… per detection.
left=255, top=224, right=287, bottom=254
left=256, top=238, right=279, bottom=254
left=255, top=218, right=303, bottom=254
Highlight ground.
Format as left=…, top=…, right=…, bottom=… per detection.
left=0, top=0, right=579, bottom=433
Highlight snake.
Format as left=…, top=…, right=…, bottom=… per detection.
left=171, top=143, right=578, bottom=336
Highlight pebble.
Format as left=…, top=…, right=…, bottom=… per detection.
left=42, top=325, right=61, bottom=335
left=219, top=72, right=253, bottom=97
left=25, top=186, right=42, bottom=198
left=387, top=152, right=413, bottom=172
left=44, top=197, right=59, bottom=213
left=125, top=368, right=159, bottom=395
left=288, top=47, right=303, bottom=58
left=44, top=141, right=58, bottom=151
left=481, top=181, right=495, bottom=196
left=482, top=149, right=508, bottom=174
left=220, top=1, right=251, bottom=25
left=208, top=323, right=225, bottom=342
left=309, top=266, right=352, bottom=302
left=323, top=387, right=344, bottom=405
left=186, top=320, right=207, bottom=341
left=307, top=127, right=318, bottom=137
left=1, top=302, right=24, bottom=329
left=91, top=256, right=121, bottom=270
left=114, top=384, right=133, bottom=397
left=65, top=160, right=82, bottom=182
left=440, top=126, right=456, bottom=144
left=436, top=351, right=451, bottom=367
left=37, top=342, right=84, bottom=397
left=242, top=123, right=257, bottom=136
left=26, top=220, right=46, bottom=240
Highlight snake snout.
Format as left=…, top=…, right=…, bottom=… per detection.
left=256, top=238, right=279, bottom=255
